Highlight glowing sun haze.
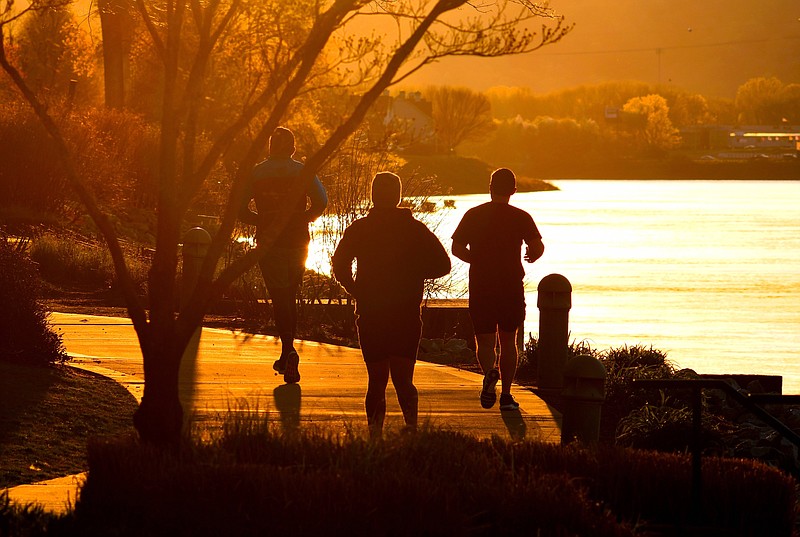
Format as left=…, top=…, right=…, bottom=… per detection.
left=402, top=0, right=800, bottom=98
left=63, top=0, right=799, bottom=98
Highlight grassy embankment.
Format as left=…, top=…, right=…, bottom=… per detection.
left=0, top=362, right=137, bottom=489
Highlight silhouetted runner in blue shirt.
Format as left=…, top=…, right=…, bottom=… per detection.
left=332, top=172, right=451, bottom=438
left=451, top=168, right=544, bottom=411
left=240, top=127, right=328, bottom=384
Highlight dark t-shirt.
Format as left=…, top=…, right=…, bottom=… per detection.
left=451, top=201, right=540, bottom=294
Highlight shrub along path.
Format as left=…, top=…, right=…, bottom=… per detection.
left=8, top=311, right=561, bottom=514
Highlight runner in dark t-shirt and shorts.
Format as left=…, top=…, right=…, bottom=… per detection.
left=452, top=168, right=544, bottom=411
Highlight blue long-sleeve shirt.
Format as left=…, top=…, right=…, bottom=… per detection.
left=240, top=157, right=328, bottom=249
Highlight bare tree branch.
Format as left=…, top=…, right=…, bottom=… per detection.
left=134, top=0, right=165, bottom=60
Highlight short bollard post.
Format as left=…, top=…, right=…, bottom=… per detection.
left=181, top=227, right=212, bottom=305
left=561, top=354, right=606, bottom=446
left=537, top=274, right=572, bottom=391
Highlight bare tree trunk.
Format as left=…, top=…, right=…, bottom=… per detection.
left=133, top=326, right=184, bottom=445
left=133, top=166, right=184, bottom=443
left=98, top=0, right=131, bottom=109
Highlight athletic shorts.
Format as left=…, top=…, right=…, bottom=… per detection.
left=356, top=310, right=422, bottom=363
left=468, top=284, right=525, bottom=335
left=258, top=246, right=308, bottom=290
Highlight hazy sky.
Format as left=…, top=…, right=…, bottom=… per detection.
left=404, top=0, right=800, bottom=98
left=63, top=0, right=799, bottom=98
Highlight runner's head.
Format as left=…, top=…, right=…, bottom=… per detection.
left=269, top=127, right=295, bottom=158
left=490, top=168, right=517, bottom=198
left=371, top=172, right=402, bottom=208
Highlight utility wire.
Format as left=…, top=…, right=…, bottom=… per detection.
left=538, top=34, right=800, bottom=56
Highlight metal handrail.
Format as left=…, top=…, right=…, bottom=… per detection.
left=632, top=378, right=800, bottom=521
left=633, top=378, right=800, bottom=447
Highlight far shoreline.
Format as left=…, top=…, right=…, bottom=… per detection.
left=515, top=159, right=799, bottom=183
left=443, top=174, right=799, bottom=196
left=451, top=162, right=799, bottom=195
left=413, top=154, right=799, bottom=196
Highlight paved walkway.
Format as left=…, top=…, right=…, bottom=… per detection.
left=6, top=312, right=561, bottom=514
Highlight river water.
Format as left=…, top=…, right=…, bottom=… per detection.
left=310, top=180, right=800, bottom=391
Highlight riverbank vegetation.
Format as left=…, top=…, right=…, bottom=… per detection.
left=457, top=79, right=800, bottom=181
left=3, top=415, right=796, bottom=536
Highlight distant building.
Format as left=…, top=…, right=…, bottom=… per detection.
left=727, top=125, right=800, bottom=150
left=678, top=125, right=732, bottom=150
left=382, top=91, right=436, bottom=150
left=680, top=124, right=800, bottom=153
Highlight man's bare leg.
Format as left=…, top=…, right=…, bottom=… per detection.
left=497, top=328, right=520, bottom=410
left=476, top=332, right=500, bottom=409
left=475, top=332, right=498, bottom=374
left=389, top=356, right=418, bottom=430
left=497, top=329, right=518, bottom=396
left=365, top=360, right=390, bottom=438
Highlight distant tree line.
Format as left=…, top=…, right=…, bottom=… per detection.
left=425, top=78, right=800, bottom=172
left=485, top=78, right=800, bottom=127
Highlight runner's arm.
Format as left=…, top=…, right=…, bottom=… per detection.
left=306, top=176, right=328, bottom=222
left=332, top=230, right=357, bottom=296
left=524, top=237, right=544, bottom=263
left=523, top=213, right=544, bottom=263
left=451, top=240, right=471, bottom=264
left=238, top=180, right=259, bottom=226
left=419, top=228, right=451, bottom=279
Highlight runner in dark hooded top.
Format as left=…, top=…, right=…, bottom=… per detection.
left=332, top=172, right=450, bottom=438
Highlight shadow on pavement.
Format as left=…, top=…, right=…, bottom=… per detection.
left=273, top=383, right=301, bottom=432
left=501, top=408, right=527, bottom=441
